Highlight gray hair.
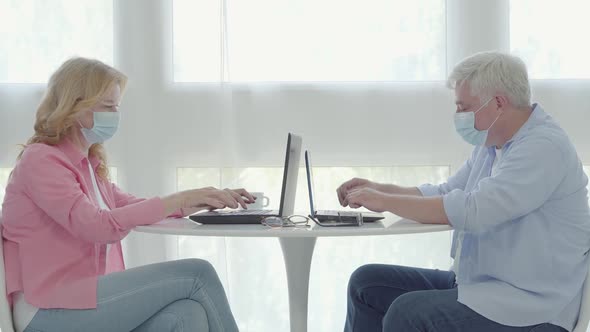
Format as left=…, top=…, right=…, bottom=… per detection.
left=447, top=51, right=531, bottom=108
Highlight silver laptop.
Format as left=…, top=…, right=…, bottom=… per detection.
left=189, top=133, right=302, bottom=224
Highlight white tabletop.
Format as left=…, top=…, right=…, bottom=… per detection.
left=134, top=212, right=452, bottom=238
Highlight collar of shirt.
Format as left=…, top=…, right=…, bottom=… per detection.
left=487, top=103, right=542, bottom=155
left=57, top=138, right=101, bottom=171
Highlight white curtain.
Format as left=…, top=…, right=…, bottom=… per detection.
left=1, top=0, right=590, bottom=331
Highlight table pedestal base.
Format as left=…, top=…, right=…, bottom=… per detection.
left=279, top=237, right=317, bottom=332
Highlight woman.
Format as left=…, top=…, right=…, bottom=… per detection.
left=1, top=57, right=253, bottom=332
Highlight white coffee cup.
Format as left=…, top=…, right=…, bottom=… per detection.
left=248, top=192, right=270, bottom=209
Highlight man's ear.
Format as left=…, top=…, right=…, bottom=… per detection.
left=495, top=95, right=510, bottom=109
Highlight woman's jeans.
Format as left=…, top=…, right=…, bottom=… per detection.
left=24, top=259, right=238, bottom=332
left=344, top=264, right=568, bottom=332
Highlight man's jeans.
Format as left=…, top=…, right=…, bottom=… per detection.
left=344, top=264, right=567, bottom=332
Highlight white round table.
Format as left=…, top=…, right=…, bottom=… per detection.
left=134, top=213, right=452, bottom=332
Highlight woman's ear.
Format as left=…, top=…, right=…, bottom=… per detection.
left=76, top=107, right=94, bottom=129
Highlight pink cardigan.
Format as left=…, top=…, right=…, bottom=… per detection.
left=1, top=139, right=171, bottom=309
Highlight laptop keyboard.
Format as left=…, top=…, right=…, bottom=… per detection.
left=208, top=209, right=278, bottom=216
left=316, top=210, right=360, bottom=217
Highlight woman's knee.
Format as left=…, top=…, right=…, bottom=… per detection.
left=154, top=299, right=209, bottom=331
left=171, top=258, right=218, bottom=278
left=182, top=258, right=215, bottom=271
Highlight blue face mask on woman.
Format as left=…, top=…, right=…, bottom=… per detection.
left=453, top=97, right=502, bottom=146
left=80, top=111, right=120, bottom=144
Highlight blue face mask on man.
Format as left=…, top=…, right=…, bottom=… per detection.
left=453, top=97, right=502, bottom=146
left=80, top=111, right=120, bottom=144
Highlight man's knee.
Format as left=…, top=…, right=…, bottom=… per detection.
left=348, top=264, right=399, bottom=297
left=383, top=292, right=430, bottom=331
left=349, top=264, right=377, bottom=295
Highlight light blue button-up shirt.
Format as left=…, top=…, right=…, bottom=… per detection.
left=419, top=104, right=590, bottom=331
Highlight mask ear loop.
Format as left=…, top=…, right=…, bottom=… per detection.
left=77, top=104, right=96, bottom=129
left=485, top=97, right=504, bottom=131
left=475, top=97, right=503, bottom=131
left=486, top=109, right=503, bottom=130
left=473, top=97, right=494, bottom=115
left=78, top=111, right=96, bottom=130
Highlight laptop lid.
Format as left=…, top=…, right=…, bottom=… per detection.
left=278, top=133, right=302, bottom=217
left=304, top=150, right=318, bottom=217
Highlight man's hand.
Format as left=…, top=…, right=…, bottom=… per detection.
left=337, top=178, right=379, bottom=207
left=343, top=187, right=391, bottom=213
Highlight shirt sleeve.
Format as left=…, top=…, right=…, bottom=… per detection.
left=20, top=147, right=167, bottom=244
left=110, top=183, right=183, bottom=218
left=418, top=151, right=475, bottom=197
left=442, top=137, right=566, bottom=234
left=110, top=183, right=146, bottom=207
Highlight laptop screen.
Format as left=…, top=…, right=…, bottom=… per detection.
left=304, top=150, right=317, bottom=217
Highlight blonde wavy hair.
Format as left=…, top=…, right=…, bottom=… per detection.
left=19, top=57, right=127, bottom=181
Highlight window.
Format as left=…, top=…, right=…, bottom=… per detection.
left=109, top=166, right=118, bottom=186
left=176, top=168, right=222, bottom=191
left=177, top=165, right=449, bottom=211
left=0, top=0, right=113, bottom=83
left=176, top=165, right=450, bottom=331
left=0, top=168, right=12, bottom=205
left=510, top=0, right=590, bottom=79
left=173, top=0, right=446, bottom=82
left=173, top=0, right=222, bottom=83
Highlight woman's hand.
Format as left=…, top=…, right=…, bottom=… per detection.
left=221, top=188, right=256, bottom=209
left=162, top=187, right=256, bottom=216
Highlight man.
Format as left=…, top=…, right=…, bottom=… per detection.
left=339, top=51, right=590, bottom=332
